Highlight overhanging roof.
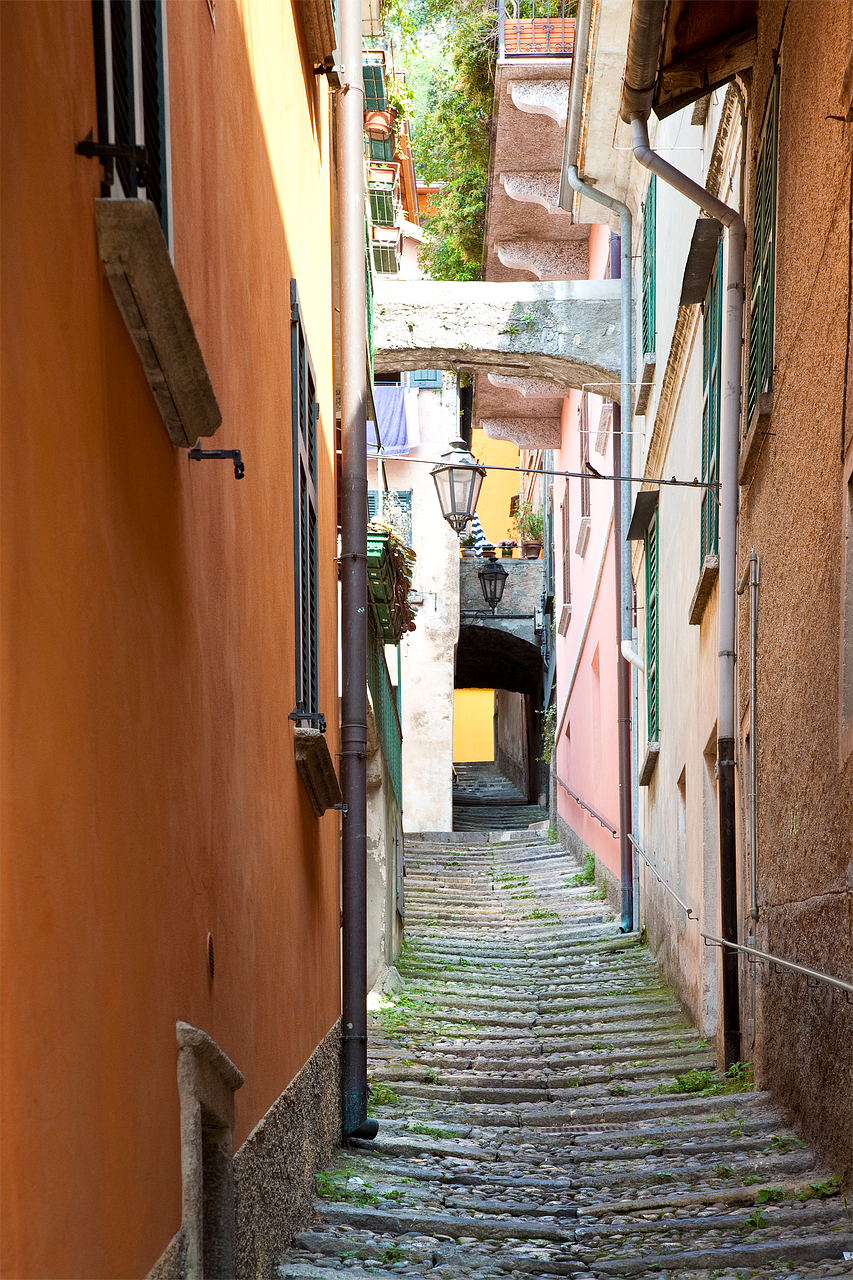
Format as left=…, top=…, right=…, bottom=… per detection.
left=655, top=0, right=757, bottom=119
left=621, top=0, right=758, bottom=123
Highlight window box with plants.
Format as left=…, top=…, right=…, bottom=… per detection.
left=366, top=520, right=418, bottom=643
left=513, top=501, right=544, bottom=558
left=460, top=533, right=477, bottom=559
left=497, top=539, right=517, bottom=558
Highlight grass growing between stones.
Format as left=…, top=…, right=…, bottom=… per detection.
left=658, top=1061, right=754, bottom=1096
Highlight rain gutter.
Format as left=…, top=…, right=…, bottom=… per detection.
left=622, top=0, right=746, bottom=1068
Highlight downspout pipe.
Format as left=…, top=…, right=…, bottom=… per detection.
left=339, top=0, right=375, bottom=1139
left=629, top=113, right=745, bottom=1069
left=737, top=551, right=759, bottom=923
left=559, top=0, right=634, bottom=933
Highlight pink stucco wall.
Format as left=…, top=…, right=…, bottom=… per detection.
left=553, top=224, right=620, bottom=878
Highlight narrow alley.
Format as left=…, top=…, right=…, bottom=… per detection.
left=281, top=830, right=851, bottom=1280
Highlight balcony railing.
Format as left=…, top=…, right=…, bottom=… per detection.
left=499, top=0, right=575, bottom=57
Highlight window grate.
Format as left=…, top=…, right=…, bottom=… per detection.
left=701, top=241, right=723, bottom=561
left=641, top=174, right=657, bottom=357
left=645, top=508, right=659, bottom=741
left=292, top=281, right=320, bottom=718
left=747, top=72, right=779, bottom=427
left=372, top=243, right=398, bottom=274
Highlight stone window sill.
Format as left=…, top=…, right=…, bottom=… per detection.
left=738, top=392, right=773, bottom=487
left=639, top=740, right=659, bottom=786
left=688, top=554, right=719, bottom=625
left=95, top=199, right=221, bottom=449
left=294, top=727, right=344, bottom=816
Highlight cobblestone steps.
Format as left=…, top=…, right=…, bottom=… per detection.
left=279, top=831, right=851, bottom=1280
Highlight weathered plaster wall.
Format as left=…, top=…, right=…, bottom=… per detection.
left=366, top=706, right=402, bottom=989
left=736, top=0, right=853, bottom=1176
left=496, top=689, right=528, bottom=796
left=386, top=381, right=460, bottom=833
left=0, top=4, right=341, bottom=1276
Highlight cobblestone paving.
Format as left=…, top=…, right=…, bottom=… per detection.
left=279, top=831, right=852, bottom=1280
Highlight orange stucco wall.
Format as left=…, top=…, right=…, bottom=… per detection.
left=1, top=3, right=340, bottom=1277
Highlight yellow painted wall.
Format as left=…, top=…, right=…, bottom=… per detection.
left=453, top=688, right=495, bottom=761
left=471, top=429, right=520, bottom=551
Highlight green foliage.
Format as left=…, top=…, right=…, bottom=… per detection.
left=713, top=1164, right=734, bottom=1179
left=368, top=516, right=418, bottom=632
left=659, top=1062, right=754, bottom=1097
left=743, top=1208, right=768, bottom=1231
left=367, top=1080, right=400, bottom=1112
left=512, top=499, right=545, bottom=544
left=756, top=1186, right=785, bottom=1204
left=523, top=906, right=561, bottom=923
left=315, top=1170, right=379, bottom=1206
left=567, top=852, right=596, bottom=887
left=798, top=1176, right=842, bottom=1200
left=411, top=7, right=498, bottom=279
left=763, top=1133, right=808, bottom=1155
left=538, top=703, right=557, bottom=763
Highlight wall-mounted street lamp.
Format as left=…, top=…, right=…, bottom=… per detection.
left=477, top=560, right=508, bottom=613
left=430, top=437, right=486, bottom=534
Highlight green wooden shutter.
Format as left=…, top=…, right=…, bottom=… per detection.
left=642, top=174, right=657, bottom=357
left=291, top=280, right=320, bottom=718
left=645, top=509, right=659, bottom=742
left=368, top=185, right=395, bottom=227
left=701, top=240, right=723, bottom=561
left=363, top=62, right=387, bottom=111
left=747, top=72, right=779, bottom=426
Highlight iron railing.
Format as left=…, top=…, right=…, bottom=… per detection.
left=367, top=630, right=403, bottom=810
left=499, top=0, right=575, bottom=58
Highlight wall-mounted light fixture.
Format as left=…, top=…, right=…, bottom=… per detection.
left=431, top=437, right=485, bottom=533
left=478, top=560, right=508, bottom=613
left=189, top=447, right=245, bottom=479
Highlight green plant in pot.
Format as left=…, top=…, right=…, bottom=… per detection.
left=513, top=501, right=545, bottom=558
left=459, top=531, right=476, bottom=558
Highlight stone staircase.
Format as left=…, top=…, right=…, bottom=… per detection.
left=278, top=830, right=852, bottom=1280
left=453, top=762, right=549, bottom=831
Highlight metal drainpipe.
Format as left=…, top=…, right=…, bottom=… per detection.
left=339, top=0, right=375, bottom=1139
left=559, top=0, right=634, bottom=932
left=737, top=551, right=759, bottom=922
left=628, top=114, right=745, bottom=1069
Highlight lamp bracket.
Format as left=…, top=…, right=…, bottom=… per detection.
left=189, top=447, right=245, bottom=479
left=289, top=708, right=327, bottom=733
left=75, top=130, right=148, bottom=184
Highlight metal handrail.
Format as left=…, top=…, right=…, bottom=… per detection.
left=701, top=933, right=853, bottom=1000
left=554, top=771, right=616, bottom=835
left=630, top=836, right=697, bottom=920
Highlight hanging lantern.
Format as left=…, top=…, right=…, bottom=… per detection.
left=478, top=560, right=508, bottom=613
left=430, top=437, right=486, bottom=534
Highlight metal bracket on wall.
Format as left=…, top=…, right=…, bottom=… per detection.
left=189, top=447, right=245, bottom=479
left=289, top=708, right=327, bottom=733
left=75, top=131, right=148, bottom=186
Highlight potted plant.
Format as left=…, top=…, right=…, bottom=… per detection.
left=480, top=542, right=497, bottom=561
left=460, top=532, right=477, bottom=559
left=497, top=539, right=517, bottom=558
left=513, top=501, right=545, bottom=558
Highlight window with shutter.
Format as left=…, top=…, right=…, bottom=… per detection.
left=701, top=241, right=723, bottom=561
left=362, top=61, right=388, bottom=111
left=747, top=72, right=780, bottom=427
left=645, top=508, right=659, bottom=742
left=641, top=175, right=657, bottom=358
left=561, top=493, right=570, bottom=605
left=291, top=281, right=320, bottom=720
left=579, top=396, right=591, bottom=520
left=368, top=185, right=396, bottom=227
left=409, top=370, right=442, bottom=389
left=91, top=0, right=170, bottom=241
left=368, top=490, right=412, bottom=546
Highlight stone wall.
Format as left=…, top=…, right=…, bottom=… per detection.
left=235, top=1021, right=341, bottom=1279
